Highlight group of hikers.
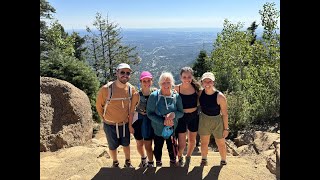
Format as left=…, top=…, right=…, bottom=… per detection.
left=96, top=63, right=229, bottom=168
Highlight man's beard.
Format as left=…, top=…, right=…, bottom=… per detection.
left=119, top=78, right=129, bottom=84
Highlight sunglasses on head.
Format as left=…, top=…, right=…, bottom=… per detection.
left=120, top=71, right=131, bottom=76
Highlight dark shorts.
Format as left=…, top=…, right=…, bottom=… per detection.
left=175, top=110, right=199, bottom=133
left=103, top=122, right=130, bottom=150
left=132, top=114, right=154, bottom=141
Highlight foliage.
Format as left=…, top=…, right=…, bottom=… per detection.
left=205, top=2, right=280, bottom=133
left=40, top=0, right=56, bottom=55
left=85, top=12, right=141, bottom=85
left=210, top=20, right=253, bottom=93
left=247, top=21, right=259, bottom=45
left=72, top=32, right=87, bottom=61
left=192, top=50, right=211, bottom=79
left=41, top=21, right=76, bottom=58
left=40, top=49, right=101, bottom=122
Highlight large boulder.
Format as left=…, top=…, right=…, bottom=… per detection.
left=40, top=77, right=93, bottom=152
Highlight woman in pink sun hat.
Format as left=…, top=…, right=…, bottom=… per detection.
left=129, top=71, right=157, bottom=167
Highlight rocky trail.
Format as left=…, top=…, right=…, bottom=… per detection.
left=40, top=124, right=278, bottom=180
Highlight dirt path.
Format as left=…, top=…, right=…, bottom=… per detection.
left=40, top=124, right=277, bottom=180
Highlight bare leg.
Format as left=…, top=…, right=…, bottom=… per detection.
left=215, top=138, right=227, bottom=161
left=136, top=139, right=146, bottom=158
left=178, top=132, right=187, bottom=157
left=144, top=140, right=153, bottom=162
left=200, top=135, right=210, bottom=158
left=123, top=145, right=130, bottom=160
left=109, top=149, right=118, bottom=162
left=186, top=131, right=197, bottom=157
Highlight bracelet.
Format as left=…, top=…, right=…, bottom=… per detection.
left=224, top=128, right=230, bottom=131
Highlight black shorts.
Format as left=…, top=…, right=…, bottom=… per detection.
left=132, top=118, right=154, bottom=141
left=175, top=110, right=199, bottom=134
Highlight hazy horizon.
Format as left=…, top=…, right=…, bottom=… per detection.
left=47, top=0, right=280, bottom=30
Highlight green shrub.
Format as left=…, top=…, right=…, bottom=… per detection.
left=40, top=49, right=101, bottom=122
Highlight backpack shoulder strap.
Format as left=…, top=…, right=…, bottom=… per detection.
left=172, top=90, right=177, bottom=104
left=127, top=82, right=133, bottom=98
left=156, top=89, right=161, bottom=105
left=103, top=81, right=114, bottom=116
left=107, top=81, right=114, bottom=100
left=155, top=90, right=161, bottom=115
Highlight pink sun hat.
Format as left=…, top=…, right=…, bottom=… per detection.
left=140, top=71, right=153, bottom=80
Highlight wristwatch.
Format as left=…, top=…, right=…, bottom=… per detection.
left=224, top=128, right=230, bottom=131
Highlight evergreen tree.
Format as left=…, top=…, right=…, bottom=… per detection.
left=86, top=13, right=140, bottom=85
left=40, top=0, right=56, bottom=55
left=71, top=32, right=87, bottom=61
left=192, top=50, right=210, bottom=78
left=247, top=21, right=259, bottom=45
left=42, top=21, right=75, bottom=58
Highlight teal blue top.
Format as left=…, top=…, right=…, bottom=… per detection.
left=146, top=89, right=184, bottom=137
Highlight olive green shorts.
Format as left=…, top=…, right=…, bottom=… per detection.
left=198, top=112, right=224, bottom=139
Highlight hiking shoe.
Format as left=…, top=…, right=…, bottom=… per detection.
left=156, top=161, right=162, bottom=167
left=124, top=160, right=134, bottom=168
left=178, top=156, right=184, bottom=167
left=139, top=157, right=147, bottom=167
left=220, top=160, right=227, bottom=166
left=138, top=161, right=147, bottom=167
left=111, top=161, right=119, bottom=168
left=147, top=161, right=154, bottom=167
left=200, top=159, right=208, bottom=166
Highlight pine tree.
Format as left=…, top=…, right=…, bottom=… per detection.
left=86, top=13, right=140, bottom=85
left=40, top=0, right=55, bottom=55
left=71, top=32, right=87, bottom=61
left=193, top=50, right=210, bottom=79
left=247, top=21, right=259, bottom=45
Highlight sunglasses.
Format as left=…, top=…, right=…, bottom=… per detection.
left=120, top=71, right=131, bottom=76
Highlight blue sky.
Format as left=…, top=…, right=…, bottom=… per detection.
left=47, top=0, right=280, bottom=30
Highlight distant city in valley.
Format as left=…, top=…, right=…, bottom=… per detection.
left=70, top=28, right=264, bottom=87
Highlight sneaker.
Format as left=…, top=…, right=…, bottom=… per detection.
left=139, top=157, right=147, bottom=167
left=111, top=161, right=119, bottom=168
left=147, top=161, right=154, bottom=167
left=156, top=161, right=162, bottom=167
left=178, top=156, right=184, bottom=167
left=124, top=160, right=134, bottom=168
left=200, top=159, right=208, bottom=166
left=220, top=160, right=227, bottom=166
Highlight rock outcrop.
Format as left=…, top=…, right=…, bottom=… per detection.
left=40, top=77, right=93, bottom=152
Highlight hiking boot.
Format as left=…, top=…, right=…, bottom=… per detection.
left=124, top=160, right=134, bottom=168
left=138, top=157, right=147, bottom=167
left=184, top=156, right=191, bottom=168
left=156, top=161, right=162, bottom=167
left=147, top=161, right=154, bottom=167
left=200, top=159, right=208, bottom=166
left=178, top=156, right=184, bottom=167
left=220, top=160, right=227, bottom=166
left=111, top=161, right=119, bottom=168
